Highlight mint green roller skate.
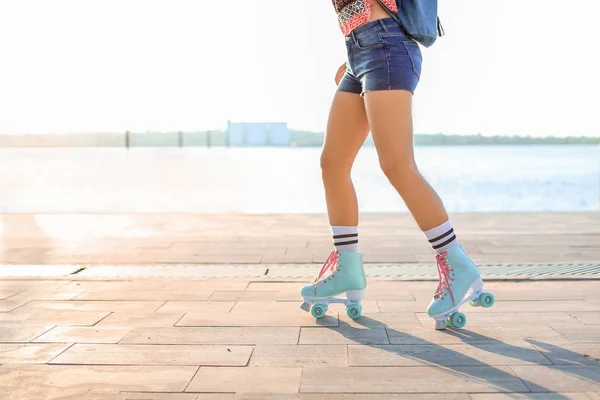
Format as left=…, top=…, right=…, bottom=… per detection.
left=427, top=245, right=495, bottom=330
left=300, top=250, right=366, bottom=320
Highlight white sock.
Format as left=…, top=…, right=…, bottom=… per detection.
left=332, top=226, right=359, bottom=252
left=424, top=220, right=458, bottom=253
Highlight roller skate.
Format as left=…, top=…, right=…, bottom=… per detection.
left=300, top=250, right=366, bottom=320
left=427, top=245, right=495, bottom=330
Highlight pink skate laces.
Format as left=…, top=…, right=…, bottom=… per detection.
left=312, top=250, right=340, bottom=295
left=434, top=251, right=456, bottom=305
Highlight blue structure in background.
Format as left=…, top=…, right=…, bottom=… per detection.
left=226, top=121, right=290, bottom=147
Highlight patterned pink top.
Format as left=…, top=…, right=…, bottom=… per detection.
left=332, top=0, right=398, bottom=36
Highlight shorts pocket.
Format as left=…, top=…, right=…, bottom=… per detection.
left=402, top=40, right=422, bottom=79
left=355, top=32, right=385, bottom=49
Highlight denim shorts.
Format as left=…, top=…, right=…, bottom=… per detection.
left=338, top=18, right=422, bottom=96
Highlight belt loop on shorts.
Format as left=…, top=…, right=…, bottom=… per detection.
left=350, top=29, right=357, bottom=43
left=378, top=19, right=389, bottom=32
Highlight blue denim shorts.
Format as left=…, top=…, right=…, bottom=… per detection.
left=338, top=18, right=422, bottom=96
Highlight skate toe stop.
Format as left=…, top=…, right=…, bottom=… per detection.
left=299, top=302, right=311, bottom=312
left=435, top=320, right=447, bottom=330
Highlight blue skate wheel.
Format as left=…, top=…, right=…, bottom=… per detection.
left=311, top=304, right=327, bottom=319
left=450, top=312, right=467, bottom=329
left=479, top=292, right=495, bottom=308
left=346, top=304, right=362, bottom=319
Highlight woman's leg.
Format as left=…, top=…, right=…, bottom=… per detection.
left=363, top=90, right=448, bottom=231
left=364, top=90, right=487, bottom=329
left=322, top=90, right=370, bottom=228
left=299, top=90, right=370, bottom=310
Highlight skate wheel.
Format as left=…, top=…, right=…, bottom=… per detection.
left=479, top=292, right=495, bottom=308
left=445, top=319, right=452, bottom=328
left=346, top=304, right=362, bottom=319
left=450, top=312, right=467, bottom=329
left=311, top=304, right=327, bottom=319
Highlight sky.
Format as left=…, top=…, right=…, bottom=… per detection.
left=0, top=0, right=599, bottom=137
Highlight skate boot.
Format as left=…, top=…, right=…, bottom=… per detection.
left=300, top=250, right=366, bottom=320
left=427, top=245, right=495, bottom=330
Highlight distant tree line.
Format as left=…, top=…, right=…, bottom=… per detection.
left=2, top=130, right=596, bottom=148
left=290, top=131, right=599, bottom=147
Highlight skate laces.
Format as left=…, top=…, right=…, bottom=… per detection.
left=434, top=251, right=455, bottom=305
left=312, top=250, right=340, bottom=295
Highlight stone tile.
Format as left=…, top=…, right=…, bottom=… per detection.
left=510, top=365, right=600, bottom=392
left=208, top=291, right=279, bottom=301
left=415, top=312, right=583, bottom=327
left=299, top=326, right=389, bottom=345
left=464, top=301, right=600, bottom=313
left=301, top=366, right=528, bottom=393
left=10, top=287, right=88, bottom=301
left=586, top=393, right=600, bottom=400
left=19, top=300, right=165, bottom=314
left=528, top=340, right=600, bottom=365
left=553, top=325, right=600, bottom=343
left=124, top=394, right=233, bottom=400
left=72, top=279, right=249, bottom=292
left=0, top=281, right=68, bottom=291
left=0, top=310, right=110, bottom=325
left=179, top=302, right=337, bottom=327
left=0, top=298, right=30, bottom=312
left=155, top=301, right=235, bottom=314
left=122, top=393, right=206, bottom=400
left=0, top=365, right=198, bottom=399
left=339, top=312, right=422, bottom=328
left=205, top=255, right=266, bottom=263
left=250, top=344, right=347, bottom=367
left=0, top=325, right=55, bottom=342
left=569, top=312, right=600, bottom=325
left=246, top=282, right=306, bottom=292
left=186, top=367, right=301, bottom=393
left=261, top=254, right=314, bottom=263
left=81, top=264, right=267, bottom=278
left=12, top=392, right=127, bottom=400
left=377, top=300, right=432, bottom=313
left=469, top=393, right=591, bottom=400
left=237, top=395, right=470, bottom=400
left=33, top=326, right=131, bottom=344
left=349, top=343, right=550, bottom=367
left=0, top=289, right=22, bottom=300
left=386, top=326, right=565, bottom=345
left=0, top=343, right=71, bottom=364
left=76, top=290, right=213, bottom=301
left=121, top=327, right=299, bottom=345
left=50, top=344, right=252, bottom=366
left=451, top=289, right=592, bottom=302
left=97, top=313, right=184, bottom=328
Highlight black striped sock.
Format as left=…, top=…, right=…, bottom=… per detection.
left=332, top=226, right=359, bottom=252
left=424, top=221, right=458, bottom=253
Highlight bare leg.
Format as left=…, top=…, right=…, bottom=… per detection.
left=322, top=91, right=371, bottom=226
left=364, top=90, right=448, bottom=231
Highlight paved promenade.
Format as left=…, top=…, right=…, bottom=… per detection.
left=1, top=213, right=599, bottom=399
left=1, top=213, right=599, bottom=265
